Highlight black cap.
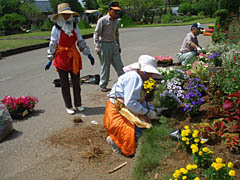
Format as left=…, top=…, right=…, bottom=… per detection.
left=191, top=22, right=204, bottom=30
left=108, top=1, right=121, bottom=10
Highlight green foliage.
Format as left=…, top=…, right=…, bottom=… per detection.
left=119, top=14, right=135, bottom=27
left=195, top=0, right=218, bottom=17
left=41, top=18, right=54, bottom=31
left=83, top=0, right=99, bottom=10
left=0, top=13, right=26, bottom=33
left=178, top=2, right=192, bottom=15
left=0, top=0, right=21, bottom=16
left=161, top=13, right=173, bottom=23
left=78, top=19, right=91, bottom=29
left=49, top=0, right=84, bottom=14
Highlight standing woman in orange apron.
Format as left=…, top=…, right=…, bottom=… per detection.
left=45, top=3, right=95, bottom=115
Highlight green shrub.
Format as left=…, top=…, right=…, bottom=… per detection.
left=0, top=13, right=26, bottom=34
left=178, top=2, right=193, bottom=15
left=161, top=13, right=173, bottom=23
left=41, top=18, right=54, bottom=31
left=119, top=14, right=135, bottom=27
left=78, top=19, right=91, bottom=29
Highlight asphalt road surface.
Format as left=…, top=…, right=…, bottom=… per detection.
left=0, top=25, right=211, bottom=179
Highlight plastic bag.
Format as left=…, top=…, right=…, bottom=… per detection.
left=0, top=103, right=13, bottom=142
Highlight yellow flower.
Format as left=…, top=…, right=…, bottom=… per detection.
left=192, top=164, right=198, bottom=169
left=181, top=130, right=187, bottom=137
left=216, top=157, right=222, bottom=163
left=194, top=138, right=200, bottom=143
left=173, top=170, right=181, bottom=178
left=186, top=129, right=191, bottom=134
left=229, top=170, right=235, bottom=177
left=186, top=141, right=189, bottom=145
left=186, top=164, right=193, bottom=170
left=194, top=177, right=200, bottom=180
left=182, top=175, right=187, bottom=180
left=184, top=125, right=189, bottom=129
left=202, top=147, right=209, bottom=153
left=198, top=151, right=203, bottom=156
left=180, top=168, right=188, bottom=174
left=182, top=137, right=187, bottom=141
left=200, top=140, right=205, bottom=144
left=228, top=162, right=234, bottom=168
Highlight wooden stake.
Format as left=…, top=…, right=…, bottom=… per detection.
left=108, top=161, right=127, bottom=174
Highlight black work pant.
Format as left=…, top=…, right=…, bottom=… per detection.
left=57, top=68, right=81, bottom=108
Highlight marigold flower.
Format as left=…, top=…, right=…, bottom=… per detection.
left=228, top=162, right=234, bottom=168
left=182, top=175, right=187, bottom=180
left=216, top=157, right=222, bottom=163
left=180, top=168, right=188, bottom=174
left=198, top=151, right=203, bottom=156
left=194, top=138, right=200, bottom=143
left=229, top=170, right=235, bottom=176
left=202, top=147, right=209, bottom=152
left=194, top=177, right=200, bottom=180
left=184, top=125, right=189, bottom=129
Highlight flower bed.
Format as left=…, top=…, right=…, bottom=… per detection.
left=1, top=96, right=39, bottom=119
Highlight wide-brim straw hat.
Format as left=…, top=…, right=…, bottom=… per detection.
left=51, top=3, right=80, bottom=21
left=123, top=55, right=162, bottom=77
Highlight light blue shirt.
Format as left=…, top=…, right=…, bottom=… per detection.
left=108, top=71, right=148, bottom=115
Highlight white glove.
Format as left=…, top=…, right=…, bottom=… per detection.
left=95, top=46, right=101, bottom=54
left=196, top=47, right=202, bottom=51
left=146, top=110, right=158, bottom=120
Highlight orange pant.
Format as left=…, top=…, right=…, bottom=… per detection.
left=104, top=100, right=136, bottom=156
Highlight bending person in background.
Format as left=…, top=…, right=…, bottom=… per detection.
left=177, top=22, right=204, bottom=65
left=45, top=3, right=95, bottom=115
left=104, top=55, right=162, bottom=157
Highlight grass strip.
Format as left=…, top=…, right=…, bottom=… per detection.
left=133, top=116, right=177, bottom=180
left=0, top=39, right=48, bottom=51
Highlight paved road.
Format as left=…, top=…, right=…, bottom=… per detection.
left=0, top=25, right=211, bottom=179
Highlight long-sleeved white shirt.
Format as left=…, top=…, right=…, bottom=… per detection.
left=108, top=71, right=148, bottom=115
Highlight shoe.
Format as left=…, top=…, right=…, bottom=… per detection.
left=101, top=87, right=108, bottom=92
left=106, top=136, right=121, bottom=153
left=66, top=108, right=75, bottom=115
left=170, top=129, right=181, bottom=140
left=76, top=106, right=85, bottom=112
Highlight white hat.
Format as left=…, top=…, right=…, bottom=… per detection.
left=123, top=55, right=161, bottom=76
left=51, top=3, right=80, bottom=21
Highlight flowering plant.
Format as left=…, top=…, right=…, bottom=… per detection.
left=205, top=158, right=236, bottom=180
left=158, top=67, right=186, bottom=83
left=143, top=78, right=156, bottom=101
left=208, top=52, right=222, bottom=66
left=169, top=164, right=199, bottom=180
left=192, top=146, right=214, bottom=169
left=1, top=96, right=39, bottom=119
left=183, top=78, right=206, bottom=116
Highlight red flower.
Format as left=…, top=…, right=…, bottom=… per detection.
left=233, top=56, right=236, bottom=61
left=233, top=77, right=236, bottom=81
left=230, top=35, right=233, bottom=40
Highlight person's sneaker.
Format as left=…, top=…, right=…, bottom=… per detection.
left=66, top=108, right=75, bottom=115
left=170, top=129, right=181, bottom=140
left=106, top=136, right=121, bottom=153
left=76, top=106, right=85, bottom=112
left=101, top=87, right=108, bottom=92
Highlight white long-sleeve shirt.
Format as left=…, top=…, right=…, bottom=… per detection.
left=47, top=25, right=90, bottom=61
left=108, top=71, right=148, bottom=115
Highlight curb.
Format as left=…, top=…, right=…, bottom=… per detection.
left=0, top=33, right=93, bottom=59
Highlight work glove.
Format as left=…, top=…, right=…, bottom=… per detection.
left=146, top=110, right=158, bottom=120
left=88, top=54, right=95, bottom=66
left=95, top=46, right=101, bottom=54
left=45, top=61, right=52, bottom=71
left=196, top=47, right=202, bottom=52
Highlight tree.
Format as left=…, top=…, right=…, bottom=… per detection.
left=49, top=0, right=84, bottom=14
left=20, top=2, right=43, bottom=27
left=0, top=0, right=21, bottom=16
left=83, top=0, right=98, bottom=10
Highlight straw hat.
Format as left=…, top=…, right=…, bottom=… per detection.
left=51, top=3, right=80, bottom=21
left=123, top=55, right=162, bottom=77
